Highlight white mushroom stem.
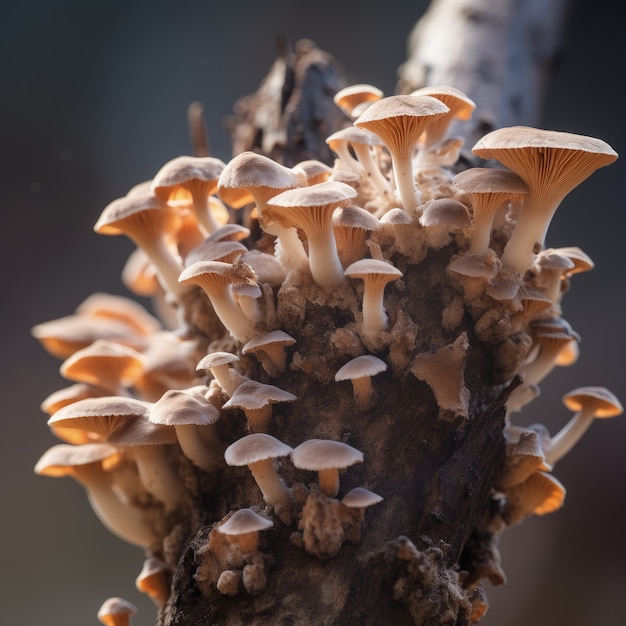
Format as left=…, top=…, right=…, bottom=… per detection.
left=73, top=464, right=158, bottom=548
left=305, top=227, right=345, bottom=289
left=248, top=458, right=292, bottom=509
left=210, top=365, right=240, bottom=397
left=140, top=237, right=189, bottom=299
left=391, top=149, right=420, bottom=213
left=129, top=445, right=186, bottom=512
left=211, top=287, right=258, bottom=344
left=174, top=424, right=223, bottom=472
left=190, top=191, right=221, bottom=234
left=269, top=224, right=311, bottom=275
left=351, top=143, right=395, bottom=199
left=544, top=408, right=597, bottom=466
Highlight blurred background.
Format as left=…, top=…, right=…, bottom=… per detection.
left=2, top=0, right=624, bottom=624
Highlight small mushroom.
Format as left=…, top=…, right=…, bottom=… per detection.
left=333, top=83, right=384, bottom=119
left=344, top=258, right=402, bottom=341
left=97, top=596, right=138, bottom=626
left=544, top=386, right=623, bottom=466
left=196, top=351, right=244, bottom=397
left=221, top=379, right=296, bottom=433
left=335, top=355, right=387, bottom=411
left=242, top=330, right=296, bottom=376
left=291, top=439, right=364, bottom=497
left=135, top=556, right=172, bottom=608
left=216, top=507, right=273, bottom=554
left=224, top=433, right=293, bottom=521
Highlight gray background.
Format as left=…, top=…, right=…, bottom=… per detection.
left=2, top=1, right=624, bottom=624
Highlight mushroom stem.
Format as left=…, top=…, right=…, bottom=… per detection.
left=191, top=192, right=221, bottom=234
left=361, top=284, right=388, bottom=337
left=74, top=465, right=158, bottom=548
left=248, top=458, right=292, bottom=509
left=317, top=468, right=340, bottom=498
left=141, top=238, right=189, bottom=299
left=174, top=424, right=223, bottom=472
left=544, top=408, right=595, bottom=466
left=390, top=151, right=420, bottom=213
left=351, top=377, right=376, bottom=411
left=351, top=143, right=395, bottom=200
left=306, top=229, right=345, bottom=289
left=129, top=445, right=186, bottom=512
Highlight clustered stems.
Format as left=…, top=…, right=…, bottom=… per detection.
left=33, top=41, right=620, bottom=626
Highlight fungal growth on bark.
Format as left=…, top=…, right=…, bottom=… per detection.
left=32, top=36, right=620, bottom=626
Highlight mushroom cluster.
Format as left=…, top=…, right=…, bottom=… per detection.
left=33, top=64, right=620, bottom=624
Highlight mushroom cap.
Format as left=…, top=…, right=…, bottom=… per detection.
left=47, top=396, right=152, bottom=441
left=217, top=151, right=306, bottom=208
left=409, top=85, right=476, bottom=120
left=224, top=433, right=293, bottom=467
left=293, top=159, right=333, bottom=185
left=291, top=439, right=364, bottom=471
left=149, top=387, right=221, bottom=427
left=197, top=351, right=239, bottom=372
left=335, top=354, right=387, bottom=382
left=333, top=83, right=384, bottom=116
left=151, top=155, right=226, bottom=200
left=419, top=198, right=472, bottom=229
left=472, top=126, right=618, bottom=192
left=184, top=239, right=248, bottom=266
left=344, top=258, right=403, bottom=283
left=333, top=205, right=381, bottom=232
left=218, top=507, right=274, bottom=536
left=561, top=386, right=623, bottom=418
left=34, top=442, right=121, bottom=477
left=453, top=167, right=529, bottom=196
left=40, top=382, right=110, bottom=416
left=97, top=597, right=138, bottom=625
left=354, top=94, right=450, bottom=153
left=326, top=126, right=384, bottom=148
left=242, top=330, right=296, bottom=355
left=265, top=180, right=357, bottom=230
left=222, top=379, right=297, bottom=412
left=341, top=486, right=383, bottom=508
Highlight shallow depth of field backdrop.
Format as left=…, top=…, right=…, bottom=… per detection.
left=2, top=1, right=625, bottom=625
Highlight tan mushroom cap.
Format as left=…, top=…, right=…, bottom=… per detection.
left=333, top=83, right=384, bottom=118
left=40, top=382, right=110, bottom=416
left=504, top=471, right=566, bottom=525
left=354, top=94, right=450, bottom=211
left=47, top=395, right=152, bottom=443
left=291, top=439, right=364, bottom=497
left=59, top=339, right=146, bottom=394
left=149, top=387, right=220, bottom=427
left=184, top=239, right=248, bottom=266
left=562, top=386, right=623, bottom=418
left=341, top=486, right=383, bottom=508
left=293, top=159, right=333, bottom=185
left=453, top=168, right=528, bottom=257
left=34, top=442, right=121, bottom=477
left=217, top=507, right=274, bottom=554
left=151, top=155, right=227, bottom=234
left=222, top=379, right=297, bottom=432
left=97, top=596, right=138, bottom=626
left=135, top=556, right=171, bottom=608
left=242, top=330, right=296, bottom=376
left=472, top=126, right=618, bottom=274
left=333, top=205, right=382, bottom=267
left=335, top=354, right=387, bottom=411
left=265, top=180, right=357, bottom=288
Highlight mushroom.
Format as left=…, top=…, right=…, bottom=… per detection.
left=333, top=83, right=384, bottom=119
left=97, top=597, right=138, bottom=626
left=93, top=189, right=189, bottom=299
left=503, top=471, right=566, bottom=526
left=151, top=155, right=227, bottom=234
left=196, top=351, right=244, bottom=397
left=40, top=382, right=110, bottom=416
left=354, top=94, right=450, bottom=212
left=242, top=330, right=296, bottom=376
left=224, top=433, right=293, bottom=521
left=335, top=354, right=387, bottom=411
left=409, top=85, right=476, bottom=162
left=291, top=439, right=364, bottom=497
left=332, top=205, right=381, bottom=268
left=472, top=126, right=618, bottom=274
left=452, top=167, right=528, bottom=258
left=178, top=260, right=259, bottom=343
left=544, top=386, right=623, bottom=466
left=344, top=258, right=402, bottom=340
left=216, top=507, right=274, bottom=554
left=341, top=486, right=383, bottom=513
left=292, top=159, right=333, bottom=185
left=419, top=197, right=472, bottom=251
left=221, top=379, right=296, bottom=433
left=265, top=180, right=357, bottom=289
left=149, top=386, right=223, bottom=472
left=135, top=556, right=172, bottom=608
left=59, top=339, right=146, bottom=396
left=34, top=443, right=158, bottom=548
